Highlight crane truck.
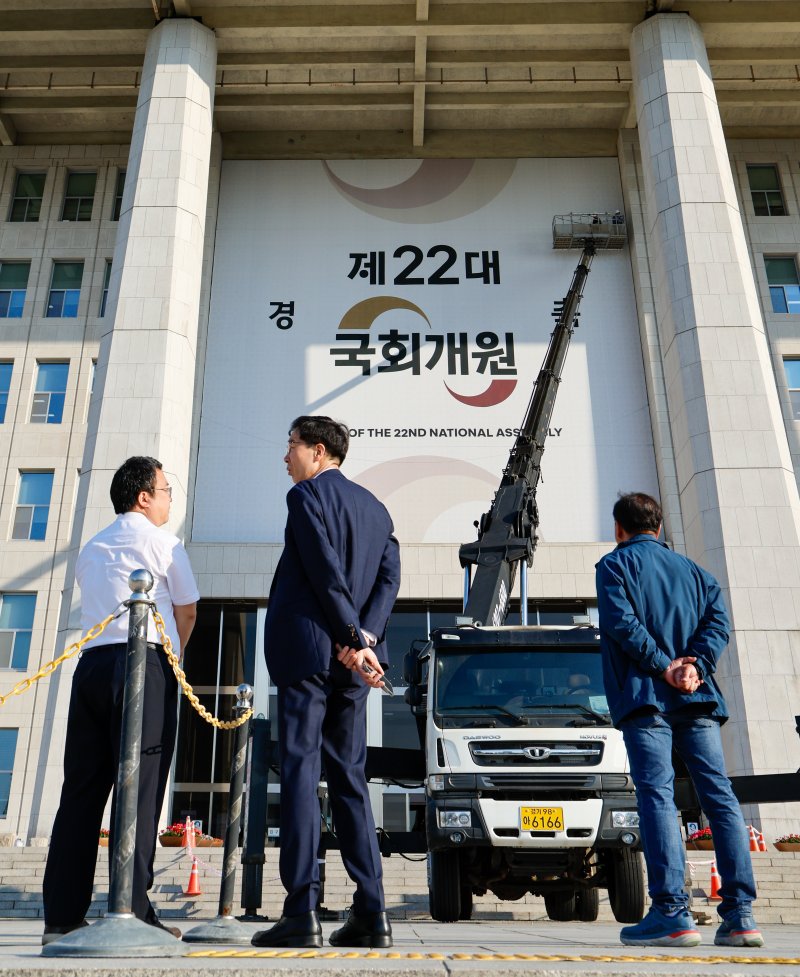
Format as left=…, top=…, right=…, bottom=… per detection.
left=403, top=213, right=646, bottom=924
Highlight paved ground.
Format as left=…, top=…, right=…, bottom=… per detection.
left=1, top=917, right=799, bottom=976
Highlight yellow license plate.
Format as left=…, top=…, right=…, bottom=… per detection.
left=520, top=806, right=564, bottom=831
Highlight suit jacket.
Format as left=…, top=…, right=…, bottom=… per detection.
left=265, top=467, right=401, bottom=688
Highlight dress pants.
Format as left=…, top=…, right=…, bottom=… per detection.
left=43, top=643, right=178, bottom=925
left=277, top=666, right=384, bottom=916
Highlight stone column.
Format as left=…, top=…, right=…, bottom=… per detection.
left=630, top=14, right=800, bottom=827
left=80, top=16, right=217, bottom=539
left=31, top=18, right=217, bottom=834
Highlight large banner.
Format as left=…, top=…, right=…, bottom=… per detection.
left=193, top=159, right=657, bottom=544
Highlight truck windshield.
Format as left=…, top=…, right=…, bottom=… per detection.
left=434, top=648, right=610, bottom=725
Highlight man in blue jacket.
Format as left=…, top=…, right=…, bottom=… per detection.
left=252, top=416, right=400, bottom=950
left=596, top=492, right=762, bottom=949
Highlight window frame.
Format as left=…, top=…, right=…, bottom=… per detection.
left=31, top=361, right=69, bottom=424
left=8, top=172, right=46, bottom=223
left=46, top=261, right=84, bottom=319
left=765, top=256, right=800, bottom=315
left=0, top=362, right=12, bottom=423
left=0, top=593, right=36, bottom=672
left=746, top=164, right=787, bottom=217
left=12, top=471, right=54, bottom=541
left=60, top=171, right=97, bottom=222
left=112, top=169, right=126, bottom=221
left=0, top=262, right=31, bottom=319
left=0, top=728, right=20, bottom=816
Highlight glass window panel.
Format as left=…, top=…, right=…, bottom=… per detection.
left=0, top=363, right=11, bottom=423
left=382, top=694, right=422, bottom=751
left=29, top=507, right=49, bottom=541
left=770, top=286, right=788, bottom=313
left=45, top=292, right=64, bottom=318
left=789, top=390, right=800, bottom=421
left=8, top=292, right=25, bottom=317
left=0, top=773, right=12, bottom=816
left=18, top=472, right=53, bottom=506
left=11, top=632, right=31, bottom=670
left=787, top=286, right=800, bottom=315
left=0, top=594, right=36, bottom=630
left=112, top=171, right=126, bottom=221
left=0, top=264, right=30, bottom=288
left=62, top=290, right=80, bottom=317
left=65, top=172, right=97, bottom=198
left=0, top=728, right=19, bottom=818
left=747, top=165, right=780, bottom=192
left=765, top=192, right=786, bottom=216
left=0, top=633, right=12, bottom=669
left=15, top=173, right=45, bottom=198
left=51, top=262, right=84, bottom=289
left=765, top=257, right=799, bottom=286
left=36, top=362, right=69, bottom=393
left=11, top=508, right=32, bottom=540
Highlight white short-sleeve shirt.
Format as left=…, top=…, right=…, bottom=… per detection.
left=76, top=512, right=200, bottom=654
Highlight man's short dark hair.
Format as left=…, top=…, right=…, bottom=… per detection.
left=110, top=456, right=162, bottom=514
left=613, top=492, right=662, bottom=535
left=290, top=416, right=349, bottom=464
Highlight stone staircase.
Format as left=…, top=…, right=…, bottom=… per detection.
left=1, top=847, right=797, bottom=925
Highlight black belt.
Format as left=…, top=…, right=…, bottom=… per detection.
left=81, top=641, right=164, bottom=655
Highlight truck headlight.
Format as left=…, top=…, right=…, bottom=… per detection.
left=437, top=810, right=471, bottom=828
left=428, top=775, right=445, bottom=792
left=612, top=811, right=640, bottom=827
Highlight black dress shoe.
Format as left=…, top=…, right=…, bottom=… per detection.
left=42, top=920, right=89, bottom=946
left=251, top=911, right=322, bottom=948
left=149, top=918, right=182, bottom=939
left=329, top=909, right=393, bottom=948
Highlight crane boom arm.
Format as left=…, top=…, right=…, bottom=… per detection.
left=457, top=243, right=596, bottom=626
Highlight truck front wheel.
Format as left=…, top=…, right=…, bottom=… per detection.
left=429, top=850, right=461, bottom=922
left=576, top=886, right=599, bottom=922
left=608, top=849, right=645, bottom=923
left=544, top=890, right=576, bottom=921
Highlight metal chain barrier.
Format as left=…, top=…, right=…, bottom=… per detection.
left=152, top=608, right=252, bottom=730
left=1, top=603, right=252, bottom=731
left=0, top=613, right=116, bottom=707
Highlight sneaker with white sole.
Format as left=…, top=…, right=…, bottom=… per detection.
left=620, top=907, right=701, bottom=947
left=714, top=914, right=764, bottom=948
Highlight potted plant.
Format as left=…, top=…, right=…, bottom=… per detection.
left=194, top=832, right=224, bottom=849
left=158, top=822, right=197, bottom=848
left=98, top=828, right=110, bottom=848
left=774, top=833, right=800, bottom=853
left=687, top=826, right=714, bottom=850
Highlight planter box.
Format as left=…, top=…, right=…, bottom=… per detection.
left=686, top=839, right=714, bottom=850
left=98, top=838, right=109, bottom=847
left=774, top=842, right=800, bottom=852
left=159, top=835, right=188, bottom=847
left=195, top=838, right=223, bottom=848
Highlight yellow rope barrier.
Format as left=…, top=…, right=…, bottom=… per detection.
left=0, top=614, right=115, bottom=707
left=153, top=610, right=252, bottom=730
left=0, top=605, right=252, bottom=732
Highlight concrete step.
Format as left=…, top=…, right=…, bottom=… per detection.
left=1, top=847, right=797, bottom=924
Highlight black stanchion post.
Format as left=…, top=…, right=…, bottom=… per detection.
left=43, top=569, right=183, bottom=958
left=182, top=684, right=254, bottom=944
left=239, top=716, right=271, bottom=921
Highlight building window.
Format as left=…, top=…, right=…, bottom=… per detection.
left=765, top=257, right=800, bottom=314
left=31, top=362, right=69, bottom=424
left=0, top=362, right=12, bottom=423
left=8, top=173, right=45, bottom=222
left=112, top=170, right=126, bottom=221
left=0, top=729, right=19, bottom=816
left=46, top=262, right=83, bottom=318
left=12, top=472, right=54, bottom=541
left=747, top=165, right=786, bottom=217
left=0, top=594, right=36, bottom=671
left=0, top=262, right=30, bottom=318
left=61, top=172, right=96, bottom=222
left=783, top=360, right=800, bottom=421
left=100, top=261, right=112, bottom=317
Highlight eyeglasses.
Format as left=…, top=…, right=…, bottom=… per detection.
left=286, top=439, right=307, bottom=452
left=153, top=485, right=173, bottom=499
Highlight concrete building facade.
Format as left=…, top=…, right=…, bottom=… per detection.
left=1, top=2, right=800, bottom=843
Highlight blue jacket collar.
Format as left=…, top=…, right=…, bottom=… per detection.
left=615, top=533, right=668, bottom=551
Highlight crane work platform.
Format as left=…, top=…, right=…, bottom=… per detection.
left=552, top=212, right=627, bottom=250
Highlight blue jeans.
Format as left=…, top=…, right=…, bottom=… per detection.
left=620, top=711, right=756, bottom=919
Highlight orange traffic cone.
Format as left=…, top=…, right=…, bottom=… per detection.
left=747, top=825, right=758, bottom=852
left=709, top=860, right=722, bottom=900
left=757, top=830, right=767, bottom=852
left=184, top=856, right=202, bottom=896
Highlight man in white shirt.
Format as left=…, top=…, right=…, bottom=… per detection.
left=42, top=456, right=199, bottom=945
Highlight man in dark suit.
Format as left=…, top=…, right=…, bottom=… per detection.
left=252, top=416, right=401, bottom=950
